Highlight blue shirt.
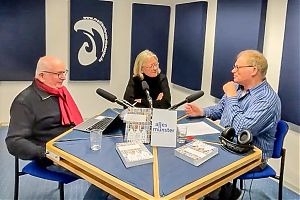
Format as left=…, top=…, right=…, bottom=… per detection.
left=204, top=80, right=281, bottom=159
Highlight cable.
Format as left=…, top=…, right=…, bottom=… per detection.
left=249, top=179, right=254, bottom=200
left=241, top=180, right=246, bottom=200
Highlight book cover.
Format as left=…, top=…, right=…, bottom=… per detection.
left=151, top=109, right=177, bottom=147
left=116, top=141, right=153, bottom=168
left=124, top=108, right=152, bottom=144
left=174, top=140, right=218, bottom=166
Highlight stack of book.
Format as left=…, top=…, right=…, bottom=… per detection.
left=116, top=141, right=153, bottom=168
left=174, top=140, right=218, bottom=166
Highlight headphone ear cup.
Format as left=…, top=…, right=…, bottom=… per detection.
left=237, top=130, right=253, bottom=145
left=221, top=127, right=235, bottom=141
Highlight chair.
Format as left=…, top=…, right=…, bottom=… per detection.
left=235, top=120, right=289, bottom=200
left=14, top=156, right=79, bottom=200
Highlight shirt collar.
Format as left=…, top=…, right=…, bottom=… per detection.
left=248, top=80, right=268, bottom=94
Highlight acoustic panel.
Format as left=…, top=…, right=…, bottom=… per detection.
left=278, top=0, right=300, bottom=125
left=211, top=0, right=267, bottom=98
left=131, top=4, right=170, bottom=74
left=171, top=2, right=207, bottom=90
left=0, top=0, right=45, bottom=81
left=70, top=0, right=113, bottom=80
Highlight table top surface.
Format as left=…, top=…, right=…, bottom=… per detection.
left=46, top=109, right=262, bottom=199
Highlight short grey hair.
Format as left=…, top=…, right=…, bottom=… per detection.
left=237, top=50, right=268, bottom=78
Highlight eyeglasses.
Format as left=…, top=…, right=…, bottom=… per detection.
left=232, top=65, right=254, bottom=70
left=144, top=63, right=159, bottom=69
left=42, top=70, right=68, bottom=79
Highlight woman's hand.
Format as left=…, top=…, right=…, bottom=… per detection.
left=134, top=99, right=142, bottom=103
left=156, top=92, right=164, bottom=100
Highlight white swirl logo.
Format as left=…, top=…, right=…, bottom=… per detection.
left=74, top=17, right=108, bottom=66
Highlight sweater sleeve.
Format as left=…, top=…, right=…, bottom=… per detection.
left=123, top=77, right=137, bottom=106
left=123, top=77, right=148, bottom=107
left=6, top=99, right=46, bottom=160
left=152, top=74, right=171, bottom=109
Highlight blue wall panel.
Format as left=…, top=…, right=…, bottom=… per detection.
left=70, top=0, right=113, bottom=80
left=131, top=4, right=170, bottom=74
left=278, top=0, right=300, bottom=125
left=171, top=2, right=207, bottom=90
left=211, top=0, right=267, bottom=98
left=0, top=0, right=45, bottom=81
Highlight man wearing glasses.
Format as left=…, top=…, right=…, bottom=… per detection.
left=185, top=50, right=281, bottom=200
left=6, top=55, right=83, bottom=174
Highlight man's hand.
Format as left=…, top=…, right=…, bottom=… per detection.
left=223, top=81, right=237, bottom=97
left=184, top=103, right=204, bottom=117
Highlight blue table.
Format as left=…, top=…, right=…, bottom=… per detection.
left=46, top=109, right=262, bottom=199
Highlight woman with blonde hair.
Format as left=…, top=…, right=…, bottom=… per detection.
left=123, top=50, right=171, bottom=108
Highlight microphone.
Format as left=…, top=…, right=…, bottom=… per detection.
left=96, top=88, right=133, bottom=108
left=141, top=81, right=153, bottom=108
left=169, top=90, right=204, bottom=110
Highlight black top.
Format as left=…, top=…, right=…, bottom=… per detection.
left=123, top=73, right=171, bottom=109
left=5, top=81, right=73, bottom=161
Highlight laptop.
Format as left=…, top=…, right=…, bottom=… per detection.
left=74, top=108, right=124, bottom=134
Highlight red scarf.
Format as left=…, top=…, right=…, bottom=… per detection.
left=35, top=79, right=83, bottom=125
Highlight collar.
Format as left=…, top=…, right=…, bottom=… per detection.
left=247, top=80, right=268, bottom=94
left=237, top=80, right=268, bottom=99
left=32, top=80, right=54, bottom=100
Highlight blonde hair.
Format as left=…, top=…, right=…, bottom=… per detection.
left=133, top=49, right=161, bottom=79
left=237, top=50, right=268, bottom=78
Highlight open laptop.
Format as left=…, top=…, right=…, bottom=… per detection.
left=74, top=108, right=123, bottom=134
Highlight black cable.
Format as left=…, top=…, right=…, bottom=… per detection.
left=249, top=179, right=254, bottom=200
left=241, top=180, right=246, bottom=199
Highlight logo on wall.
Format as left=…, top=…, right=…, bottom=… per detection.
left=74, top=16, right=108, bottom=66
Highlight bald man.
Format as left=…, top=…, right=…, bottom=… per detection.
left=6, top=55, right=83, bottom=166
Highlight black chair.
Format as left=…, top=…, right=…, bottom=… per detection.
left=14, top=157, right=78, bottom=200
left=236, top=120, right=289, bottom=200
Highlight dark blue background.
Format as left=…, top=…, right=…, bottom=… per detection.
left=278, top=0, right=300, bottom=125
left=211, top=0, right=267, bottom=98
left=171, top=2, right=207, bottom=90
left=0, top=0, right=45, bottom=81
left=131, top=4, right=170, bottom=75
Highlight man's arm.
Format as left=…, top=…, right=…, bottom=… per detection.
left=6, top=100, right=45, bottom=160
left=203, top=96, right=226, bottom=120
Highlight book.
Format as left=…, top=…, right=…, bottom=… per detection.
left=116, top=141, right=153, bottom=168
left=124, top=108, right=152, bottom=144
left=174, top=140, right=218, bottom=166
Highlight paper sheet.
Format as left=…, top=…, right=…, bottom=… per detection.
left=177, top=122, right=220, bottom=136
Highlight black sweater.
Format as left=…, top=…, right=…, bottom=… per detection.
left=6, top=82, right=73, bottom=161
left=123, top=73, right=171, bottom=109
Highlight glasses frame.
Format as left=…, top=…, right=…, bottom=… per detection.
left=143, top=62, right=159, bottom=70
left=232, top=65, right=254, bottom=70
left=42, top=70, right=69, bottom=79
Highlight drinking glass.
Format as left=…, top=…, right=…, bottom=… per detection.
left=177, top=126, right=187, bottom=144
left=90, top=129, right=103, bottom=151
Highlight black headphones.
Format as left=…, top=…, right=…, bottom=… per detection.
left=219, top=127, right=253, bottom=154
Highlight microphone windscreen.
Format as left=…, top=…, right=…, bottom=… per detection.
left=186, top=91, right=204, bottom=103
left=96, top=88, right=117, bottom=102
left=141, top=81, right=150, bottom=91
